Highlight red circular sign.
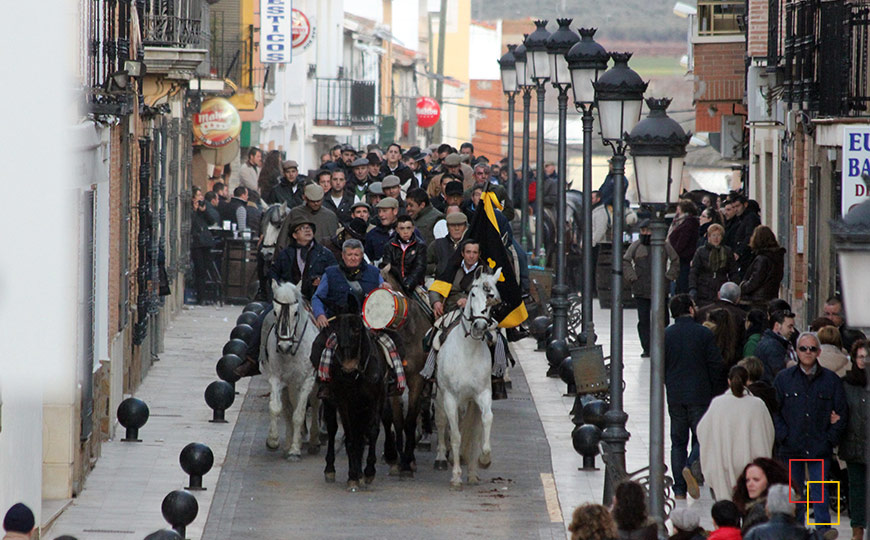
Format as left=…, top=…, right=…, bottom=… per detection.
left=416, top=97, right=441, bottom=128
left=292, top=9, right=311, bottom=49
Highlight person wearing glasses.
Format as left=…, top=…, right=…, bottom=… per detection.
left=773, top=331, right=847, bottom=540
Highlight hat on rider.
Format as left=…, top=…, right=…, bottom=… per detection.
left=376, top=197, right=399, bottom=209
left=351, top=157, right=369, bottom=168
left=290, top=216, right=317, bottom=234
left=303, top=183, right=324, bottom=202
left=444, top=181, right=464, bottom=197
left=381, top=175, right=401, bottom=189
left=443, top=153, right=461, bottom=167
left=346, top=217, right=368, bottom=239
left=445, top=212, right=468, bottom=225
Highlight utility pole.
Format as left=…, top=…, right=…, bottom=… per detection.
left=432, top=0, right=447, bottom=144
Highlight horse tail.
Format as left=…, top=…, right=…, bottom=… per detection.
left=459, top=400, right=482, bottom=466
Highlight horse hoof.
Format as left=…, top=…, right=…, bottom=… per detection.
left=266, top=440, right=280, bottom=451
left=434, top=460, right=448, bottom=471
left=449, top=481, right=463, bottom=491
left=324, top=472, right=335, bottom=483
left=307, top=445, right=321, bottom=456
left=478, top=453, right=492, bottom=469
left=389, top=464, right=400, bottom=476
left=347, top=481, right=360, bottom=492
left=286, top=453, right=301, bottom=462
left=468, top=475, right=480, bottom=485
left=364, top=475, right=375, bottom=485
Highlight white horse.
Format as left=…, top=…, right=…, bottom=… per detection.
left=261, top=280, right=320, bottom=461
left=260, top=202, right=290, bottom=263
left=433, top=267, right=502, bottom=489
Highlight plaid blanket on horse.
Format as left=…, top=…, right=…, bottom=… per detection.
left=319, top=332, right=406, bottom=391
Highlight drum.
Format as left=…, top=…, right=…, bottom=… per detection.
left=362, top=288, right=409, bottom=330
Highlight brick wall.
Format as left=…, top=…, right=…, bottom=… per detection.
left=693, top=41, right=746, bottom=133
left=747, top=0, right=769, bottom=58
left=470, top=79, right=506, bottom=162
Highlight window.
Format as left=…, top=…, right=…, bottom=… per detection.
left=698, top=0, right=746, bottom=36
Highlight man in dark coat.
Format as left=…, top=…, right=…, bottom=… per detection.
left=754, top=309, right=796, bottom=383
left=269, top=217, right=337, bottom=300
left=191, top=188, right=218, bottom=304
left=348, top=157, right=371, bottom=202
left=381, top=215, right=427, bottom=293
left=773, top=332, right=848, bottom=536
left=321, top=169, right=355, bottom=225
left=664, top=294, right=727, bottom=499
left=266, top=160, right=305, bottom=207
left=743, top=485, right=819, bottom=540
left=380, top=143, right=416, bottom=189
left=731, top=195, right=762, bottom=278
left=381, top=175, right=407, bottom=214
left=694, top=282, right=747, bottom=350
left=406, top=187, right=443, bottom=246
left=277, top=184, right=340, bottom=249
left=365, top=197, right=399, bottom=262
left=427, top=211, right=467, bottom=276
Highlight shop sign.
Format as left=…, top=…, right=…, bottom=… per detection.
left=416, top=97, right=441, bottom=129
left=842, top=126, right=870, bottom=215
left=292, top=9, right=315, bottom=50
left=260, top=0, right=293, bottom=63
left=193, top=98, right=242, bottom=148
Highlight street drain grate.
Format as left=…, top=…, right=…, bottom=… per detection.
left=83, top=529, right=136, bottom=534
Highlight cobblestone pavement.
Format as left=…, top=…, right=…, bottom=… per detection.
left=202, top=362, right=566, bottom=540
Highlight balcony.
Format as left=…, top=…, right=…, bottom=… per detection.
left=141, top=0, right=209, bottom=79
left=313, top=78, right=377, bottom=132
left=697, top=0, right=745, bottom=36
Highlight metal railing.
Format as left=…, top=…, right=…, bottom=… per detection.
left=313, top=78, right=377, bottom=127
left=142, top=13, right=205, bottom=48
left=697, top=0, right=745, bottom=36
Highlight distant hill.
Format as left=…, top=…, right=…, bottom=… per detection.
left=472, top=0, right=685, bottom=43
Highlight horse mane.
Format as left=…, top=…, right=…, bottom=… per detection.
left=272, top=280, right=300, bottom=304
left=261, top=204, right=288, bottom=249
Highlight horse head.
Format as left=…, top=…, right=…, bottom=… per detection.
left=267, top=202, right=289, bottom=226
left=272, top=279, right=303, bottom=354
left=464, top=266, right=502, bottom=340
left=332, top=314, right=369, bottom=375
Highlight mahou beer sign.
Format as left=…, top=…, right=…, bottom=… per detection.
left=193, top=98, right=241, bottom=148
left=416, top=97, right=441, bottom=128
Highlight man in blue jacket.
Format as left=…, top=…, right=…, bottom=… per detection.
left=774, top=331, right=848, bottom=537
left=754, top=309, right=796, bottom=383
left=268, top=217, right=336, bottom=300
left=665, top=294, right=727, bottom=499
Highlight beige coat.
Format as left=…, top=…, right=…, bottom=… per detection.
left=819, top=344, right=849, bottom=377
left=697, top=391, right=774, bottom=500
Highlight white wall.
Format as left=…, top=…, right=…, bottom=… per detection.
left=469, top=21, right=500, bottom=81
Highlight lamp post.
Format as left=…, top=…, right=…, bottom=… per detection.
left=625, top=97, right=690, bottom=533
left=592, top=51, right=647, bottom=505
left=545, top=19, right=579, bottom=342
left=514, top=38, right=534, bottom=251
left=525, top=20, right=551, bottom=266
left=830, top=195, right=870, bottom=539
left=567, top=27, right=609, bottom=346
left=499, top=45, right=519, bottom=206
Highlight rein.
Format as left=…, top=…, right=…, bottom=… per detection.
left=459, top=288, right=499, bottom=340
left=274, top=298, right=312, bottom=356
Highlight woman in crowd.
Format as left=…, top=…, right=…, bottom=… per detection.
left=668, top=199, right=701, bottom=294
left=737, top=356, right=778, bottom=415
left=818, top=325, right=850, bottom=377
left=709, top=308, right=741, bottom=368
left=731, top=457, right=789, bottom=535
left=569, top=504, right=618, bottom=540
left=257, top=149, right=284, bottom=203
left=742, top=309, right=767, bottom=358
left=841, top=339, right=869, bottom=540
left=612, top=480, right=658, bottom=540
left=689, top=223, right=737, bottom=306
left=697, top=206, right=723, bottom=248
left=739, top=226, right=785, bottom=309
left=698, top=366, right=774, bottom=502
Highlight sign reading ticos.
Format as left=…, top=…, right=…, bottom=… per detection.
left=416, top=97, right=441, bottom=129
left=192, top=98, right=241, bottom=148
left=260, top=0, right=293, bottom=63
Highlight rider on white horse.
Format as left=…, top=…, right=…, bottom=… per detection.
left=426, top=239, right=509, bottom=400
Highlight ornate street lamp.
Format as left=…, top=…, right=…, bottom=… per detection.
left=567, top=27, right=609, bottom=347
left=625, top=97, right=690, bottom=533
left=514, top=37, right=534, bottom=251
left=545, top=19, right=579, bottom=343
left=524, top=20, right=551, bottom=265
left=499, top=45, right=519, bottom=210
left=591, top=51, right=647, bottom=506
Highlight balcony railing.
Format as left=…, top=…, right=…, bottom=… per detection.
left=313, top=78, right=377, bottom=127
left=141, top=0, right=208, bottom=49
left=698, top=0, right=745, bottom=36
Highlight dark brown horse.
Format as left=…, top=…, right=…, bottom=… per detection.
left=379, top=268, right=431, bottom=478
left=322, top=314, right=386, bottom=491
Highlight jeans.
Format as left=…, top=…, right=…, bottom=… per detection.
left=789, top=458, right=832, bottom=530
left=635, top=297, right=651, bottom=354
left=668, top=403, right=708, bottom=495
left=848, top=462, right=866, bottom=528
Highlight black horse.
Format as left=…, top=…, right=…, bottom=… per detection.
left=322, top=314, right=387, bottom=491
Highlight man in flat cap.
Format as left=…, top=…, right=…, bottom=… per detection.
left=269, top=216, right=336, bottom=300
left=277, top=184, right=339, bottom=250
left=427, top=211, right=468, bottom=277
left=381, top=175, right=407, bottom=214
left=339, top=144, right=356, bottom=176
left=348, top=157, right=371, bottom=202
left=365, top=152, right=383, bottom=182
left=365, top=197, right=401, bottom=262
left=266, top=159, right=306, bottom=207
left=365, top=181, right=384, bottom=213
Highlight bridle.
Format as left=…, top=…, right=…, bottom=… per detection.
left=335, top=318, right=370, bottom=378
left=460, top=280, right=500, bottom=340
left=273, top=297, right=311, bottom=355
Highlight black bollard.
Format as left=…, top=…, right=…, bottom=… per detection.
left=545, top=339, right=569, bottom=378
left=582, top=399, right=608, bottom=430
left=529, top=315, right=551, bottom=350
left=204, top=380, right=235, bottom=423
left=559, top=357, right=577, bottom=396
left=242, top=302, right=266, bottom=315
left=222, top=338, right=248, bottom=359
left=117, top=397, right=149, bottom=442
left=161, top=489, right=198, bottom=539
left=216, top=354, right=243, bottom=390
left=230, top=323, right=254, bottom=345
left=236, top=311, right=259, bottom=327
left=179, top=442, right=214, bottom=490
left=572, top=424, right=602, bottom=471
left=143, top=529, right=182, bottom=540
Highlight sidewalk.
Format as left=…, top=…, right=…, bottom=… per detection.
left=519, top=302, right=851, bottom=539
left=44, top=305, right=248, bottom=540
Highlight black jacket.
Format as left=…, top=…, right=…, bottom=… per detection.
left=744, top=514, right=822, bottom=540
left=754, top=329, right=792, bottom=384
left=664, top=316, right=727, bottom=405
left=266, top=179, right=305, bottom=208
left=773, top=362, right=848, bottom=459
left=380, top=161, right=416, bottom=187
left=322, top=189, right=356, bottom=225
left=733, top=203, right=762, bottom=274
left=427, top=235, right=462, bottom=276
left=381, top=236, right=427, bottom=292
left=739, top=247, right=785, bottom=307
left=268, top=240, right=337, bottom=299
left=191, top=206, right=217, bottom=249
left=688, top=243, right=738, bottom=304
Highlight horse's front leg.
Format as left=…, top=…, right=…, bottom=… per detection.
left=441, top=393, right=463, bottom=490
left=266, top=376, right=282, bottom=451
left=323, top=400, right=338, bottom=483
left=381, top=398, right=398, bottom=472
left=433, top=392, right=449, bottom=471
left=287, top=379, right=313, bottom=461
left=306, top=385, right=321, bottom=455
left=475, top=389, right=494, bottom=470
left=342, top=405, right=363, bottom=490
left=364, top=400, right=382, bottom=485
left=401, top=377, right=424, bottom=477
